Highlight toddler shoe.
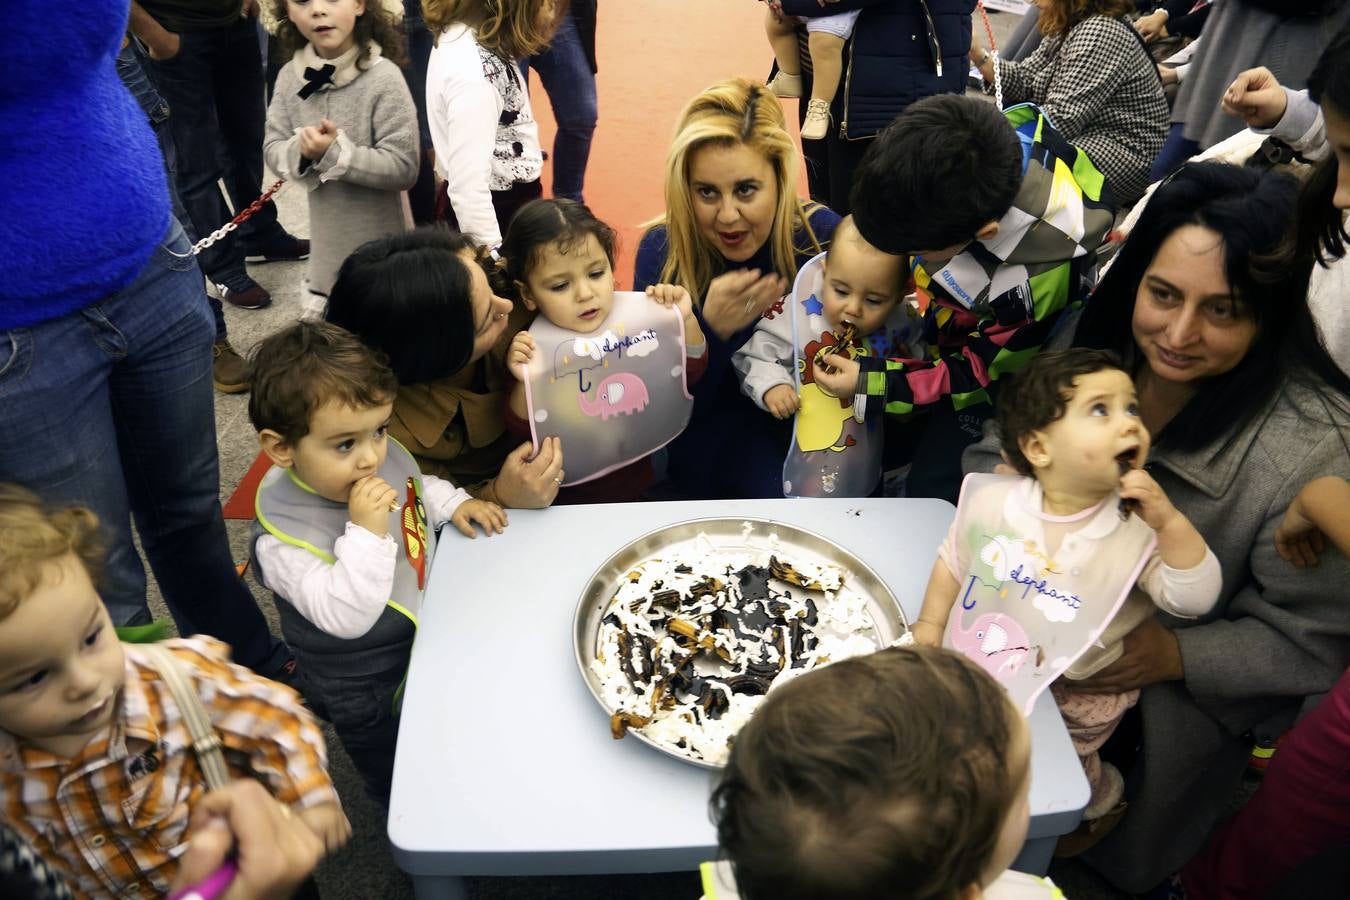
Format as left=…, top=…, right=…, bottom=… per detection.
left=801, top=99, right=832, bottom=141
left=212, top=340, right=250, bottom=394
left=769, top=70, right=803, bottom=98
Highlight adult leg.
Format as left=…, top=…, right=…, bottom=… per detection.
left=147, top=30, right=249, bottom=283
left=529, top=12, right=597, bottom=203
left=104, top=222, right=284, bottom=671
left=403, top=1, right=438, bottom=225
left=212, top=18, right=286, bottom=252
left=0, top=296, right=151, bottom=626
left=1182, top=667, right=1350, bottom=900
left=824, top=132, right=872, bottom=215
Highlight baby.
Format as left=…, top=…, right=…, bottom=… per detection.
left=733, top=214, right=907, bottom=420
left=248, top=320, right=505, bottom=802
left=0, top=483, right=347, bottom=897
left=914, top=349, right=1221, bottom=849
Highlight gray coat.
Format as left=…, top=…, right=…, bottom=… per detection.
left=965, top=374, right=1350, bottom=892
left=264, top=47, right=418, bottom=296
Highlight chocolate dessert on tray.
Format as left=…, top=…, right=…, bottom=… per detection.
left=574, top=518, right=908, bottom=767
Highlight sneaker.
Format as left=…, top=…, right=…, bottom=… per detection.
left=212, top=340, right=250, bottom=394
left=801, top=99, right=832, bottom=141
left=242, top=232, right=310, bottom=263
left=769, top=70, right=803, bottom=99
left=212, top=272, right=272, bottom=310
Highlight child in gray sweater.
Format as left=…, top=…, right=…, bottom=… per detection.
left=265, top=0, right=419, bottom=319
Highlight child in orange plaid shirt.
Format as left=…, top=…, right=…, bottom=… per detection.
left=0, top=484, right=349, bottom=899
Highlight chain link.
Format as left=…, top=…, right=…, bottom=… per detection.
left=190, top=179, right=287, bottom=256
left=976, top=1, right=1004, bottom=110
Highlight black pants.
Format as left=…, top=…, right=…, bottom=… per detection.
left=299, top=663, right=404, bottom=805
left=435, top=178, right=543, bottom=241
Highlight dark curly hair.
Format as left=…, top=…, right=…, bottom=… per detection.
left=997, top=349, right=1124, bottom=476
left=270, top=0, right=408, bottom=68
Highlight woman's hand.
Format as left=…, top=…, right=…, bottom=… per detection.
left=170, top=781, right=328, bottom=900
left=450, top=498, right=508, bottom=538
left=491, top=438, right=564, bottom=508
left=763, top=384, right=800, bottom=419
left=1159, top=65, right=1179, bottom=87
left=507, top=332, right=536, bottom=375
left=1222, top=67, right=1288, bottom=130
left=811, top=353, right=860, bottom=400
left=1073, top=617, right=1183, bottom=693
left=701, top=269, right=789, bottom=342
left=1134, top=9, right=1169, bottom=42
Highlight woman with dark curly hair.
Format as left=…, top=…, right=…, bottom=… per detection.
left=264, top=0, right=419, bottom=318
left=970, top=0, right=1169, bottom=204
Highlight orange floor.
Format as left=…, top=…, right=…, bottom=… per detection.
left=528, top=0, right=806, bottom=289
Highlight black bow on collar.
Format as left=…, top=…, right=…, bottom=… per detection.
left=298, top=64, right=336, bottom=100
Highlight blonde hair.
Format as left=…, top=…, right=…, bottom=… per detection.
left=648, top=77, right=824, bottom=304
left=0, top=484, right=103, bottom=620
left=422, top=0, right=558, bottom=58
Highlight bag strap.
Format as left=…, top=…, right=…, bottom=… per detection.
left=138, top=644, right=232, bottom=792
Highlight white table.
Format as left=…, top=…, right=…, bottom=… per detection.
left=388, top=498, right=1088, bottom=899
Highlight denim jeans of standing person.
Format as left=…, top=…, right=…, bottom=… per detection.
left=117, top=41, right=227, bottom=344
left=146, top=19, right=288, bottom=284
left=0, top=221, right=286, bottom=673
left=523, top=11, right=597, bottom=203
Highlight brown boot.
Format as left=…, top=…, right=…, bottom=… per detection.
left=212, top=341, right=250, bottom=394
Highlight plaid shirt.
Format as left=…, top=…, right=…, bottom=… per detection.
left=0, top=637, right=339, bottom=900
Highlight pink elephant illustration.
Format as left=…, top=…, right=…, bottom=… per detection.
left=577, top=372, right=650, bottom=420
left=948, top=611, right=1034, bottom=681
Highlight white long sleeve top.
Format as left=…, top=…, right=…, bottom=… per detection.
left=425, top=23, right=542, bottom=248
left=255, top=475, right=471, bottom=639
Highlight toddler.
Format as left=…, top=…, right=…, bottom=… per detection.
left=733, top=214, right=905, bottom=421
left=265, top=0, right=419, bottom=319
left=705, top=645, right=1061, bottom=899
left=502, top=199, right=707, bottom=502
left=763, top=0, right=860, bottom=141
left=0, top=484, right=347, bottom=898
left=248, top=321, right=506, bottom=802
left=424, top=0, right=560, bottom=248
left=913, top=349, right=1221, bottom=847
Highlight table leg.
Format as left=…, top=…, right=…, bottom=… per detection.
left=412, top=875, right=468, bottom=900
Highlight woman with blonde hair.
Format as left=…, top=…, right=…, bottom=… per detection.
left=969, top=0, right=1168, bottom=204
left=423, top=0, right=560, bottom=247
left=635, top=77, right=840, bottom=498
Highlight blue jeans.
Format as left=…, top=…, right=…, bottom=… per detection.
left=118, top=41, right=227, bottom=342
left=146, top=19, right=283, bottom=283
left=0, top=221, right=283, bottom=671
left=524, top=12, right=597, bottom=202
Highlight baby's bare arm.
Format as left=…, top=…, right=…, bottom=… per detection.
left=913, top=558, right=961, bottom=646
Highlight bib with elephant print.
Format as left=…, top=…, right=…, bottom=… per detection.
left=520, top=291, right=693, bottom=486
left=943, top=473, right=1157, bottom=715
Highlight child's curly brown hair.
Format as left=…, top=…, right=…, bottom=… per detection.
left=270, top=0, right=409, bottom=68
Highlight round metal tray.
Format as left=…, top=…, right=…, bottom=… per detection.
left=573, top=516, right=908, bottom=768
